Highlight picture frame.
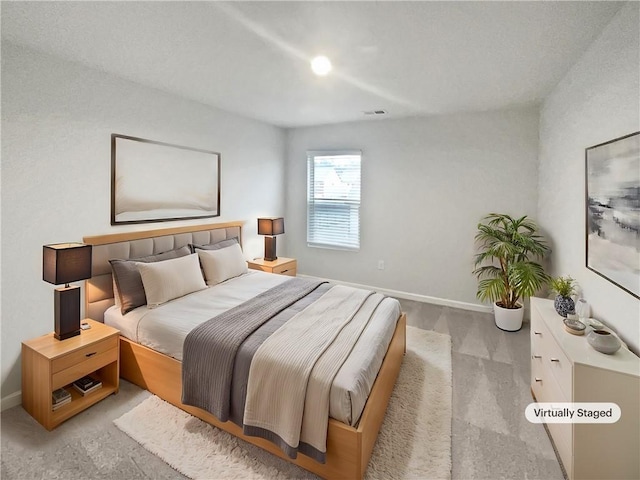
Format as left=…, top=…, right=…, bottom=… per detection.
left=111, top=134, right=221, bottom=225
left=585, top=131, right=640, bottom=299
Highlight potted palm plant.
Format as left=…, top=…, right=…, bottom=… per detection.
left=473, top=213, right=550, bottom=331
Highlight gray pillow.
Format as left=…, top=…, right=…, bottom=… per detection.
left=110, top=246, right=191, bottom=315
left=189, top=237, right=239, bottom=253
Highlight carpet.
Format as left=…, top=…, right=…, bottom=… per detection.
left=114, top=326, right=452, bottom=479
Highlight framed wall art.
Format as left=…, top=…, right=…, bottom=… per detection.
left=585, top=131, right=640, bottom=299
left=111, top=134, right=220, bottom=225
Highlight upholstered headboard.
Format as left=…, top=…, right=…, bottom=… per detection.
left=82, top=221, right=243, bottom=322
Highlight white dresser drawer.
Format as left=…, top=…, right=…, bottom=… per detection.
left=532, top=339, right=573, bottom=476
left=532, top=356, right=572, bottom=443
left=538, top=366, right=572, bottom=450
left=548, top=424, right=573, bottom=479
left=535, top=319, right=573, bottom=399
left=531, top=354, right=545, bottom=400
left=530, top=313, right=546, bottom=359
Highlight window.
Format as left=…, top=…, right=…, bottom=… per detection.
left=307, top=150, right=361, bottom=250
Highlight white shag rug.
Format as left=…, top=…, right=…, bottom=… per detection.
left=114, top=326, right=452, bottom=479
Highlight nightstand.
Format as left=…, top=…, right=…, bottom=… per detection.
left=21, top=319, right=120, bottom=430
left=247, top=257, right=297, bottom=276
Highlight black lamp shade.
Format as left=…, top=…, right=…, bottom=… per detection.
left=43, top=243, right=92, bottom=285
left=257, top=218, right=285, bottom=236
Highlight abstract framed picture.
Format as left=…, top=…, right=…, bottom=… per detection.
left=111, top=134, right=220, bottom=225
left=585, top=131, right=640, bottom=299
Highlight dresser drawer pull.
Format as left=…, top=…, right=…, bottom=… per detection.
left=280, top=269, right=289, bottom=273
left=532, top=355, right=542, bottom=359
left=535, top=378, right=543, bottom=382
left=85, top=352, right=97, bottom=358
left=550, top=358, right=560, bottom=362
left=534, top=331, right=542, bottom=335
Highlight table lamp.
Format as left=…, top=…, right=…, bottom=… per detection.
left=257, top=217, right=284, bottom=261
left=43, top=243, right=92, bottom=340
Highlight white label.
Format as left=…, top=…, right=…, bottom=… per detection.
left=525, top=402, right=621, bottom=423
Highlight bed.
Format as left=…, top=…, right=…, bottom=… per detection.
left=83, top=221, right=406, bottom=479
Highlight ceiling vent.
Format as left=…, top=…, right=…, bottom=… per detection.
left=363, top=110, right=387, bottom=116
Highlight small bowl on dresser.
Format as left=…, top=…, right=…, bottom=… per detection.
left=563, top=317, right=586, bottom=335
left=587, top=329, right=621, bottom=354
left=584, top=317, right=604, bottom=330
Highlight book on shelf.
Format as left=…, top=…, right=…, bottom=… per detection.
left=72, top=375, right=102, bottom=396
left=52, top=387, right=71, bottom=405
left=73, top=375, right=99, bottom=390
left=52, top=396, right=71, bottom=411
left=74, top=382, right=102, bottom=396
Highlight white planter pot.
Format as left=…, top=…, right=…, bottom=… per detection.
left=493, top=302, right=524, bottom=331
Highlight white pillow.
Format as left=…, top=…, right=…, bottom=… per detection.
left=137, top=254, right=206, bottom=308
left=197, top=243, right=248, bottom=286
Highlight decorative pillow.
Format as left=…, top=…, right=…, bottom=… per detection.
left=110, top=246, right=191, bottom=315
left=137, top=253, right=206, bottom=308
left=189, top=237, right=238, bottom=253
left=197, top=243, right=248, bottom=286
left=113, top=278, right=121, bottom=308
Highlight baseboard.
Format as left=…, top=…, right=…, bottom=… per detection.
left=1, top=390, right=22, bottom=412
left=297, top=274, right=494, bottom=313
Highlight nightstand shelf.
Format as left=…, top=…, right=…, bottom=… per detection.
left=50, top=369, right=118, bottom=425
left=22, top=319, right=120, bottom=430
left=247, top=257, right=297, bottom=276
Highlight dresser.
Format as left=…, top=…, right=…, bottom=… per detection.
left=530, top=298, right=639, bottom=479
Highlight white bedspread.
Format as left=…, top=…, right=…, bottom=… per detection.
left=105, top=270, right=401, bottom=425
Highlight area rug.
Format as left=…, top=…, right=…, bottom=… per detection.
left=114, top=326, right=452, bottom=479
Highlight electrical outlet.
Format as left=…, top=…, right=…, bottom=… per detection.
left=377, top=260, right=385, bottom=270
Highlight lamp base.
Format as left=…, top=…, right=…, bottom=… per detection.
left=54, top=329, right=81, bottom=341
left=264, top=236, right=278, bottom=262
left=54, top=286, right=81, bottom=341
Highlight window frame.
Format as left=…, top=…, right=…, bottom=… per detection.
left=306, top=149, right=362, bottom=251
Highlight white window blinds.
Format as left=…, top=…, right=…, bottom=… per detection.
left=307, top=151, right=361, bottom=250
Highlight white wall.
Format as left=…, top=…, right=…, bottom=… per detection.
left=538, top=2, right=640, bottom=352
left=1, top=43, right=286, bottom=401
left=285, top=107, right=540, bottom=308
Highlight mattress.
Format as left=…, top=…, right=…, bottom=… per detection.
left=105, top=270, right=401, bottom=425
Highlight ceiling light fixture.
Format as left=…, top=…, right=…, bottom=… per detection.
left=311, top=55, right=332, bottom=76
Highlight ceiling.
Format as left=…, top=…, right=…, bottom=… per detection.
left=1, top=1, right=624, bottom=128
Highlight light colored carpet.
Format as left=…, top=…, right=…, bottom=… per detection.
left=113, top=326, right=452, bottom=480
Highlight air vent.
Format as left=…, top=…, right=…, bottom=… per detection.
left=363, top=110, right=387, bottom=116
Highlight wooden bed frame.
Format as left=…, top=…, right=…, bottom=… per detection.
left=83, top=222, right=406, bottom=479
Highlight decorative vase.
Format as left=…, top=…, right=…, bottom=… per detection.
left=554, top=295, right=575, bottom=317
left=493, top=302, right=524, bottom=331
left=575, top=298, right=591, bottom=321
left=587, top=329, right=621, bottom=354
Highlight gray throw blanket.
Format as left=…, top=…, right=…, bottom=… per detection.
left=181, top=277, right=325, bottom=421
left=243, top=286, right=383, bottom=462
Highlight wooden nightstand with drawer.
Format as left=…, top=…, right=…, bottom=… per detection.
left=247, top=257, right=297, bottom=276
left=22, top=319, right=120, bottom=430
